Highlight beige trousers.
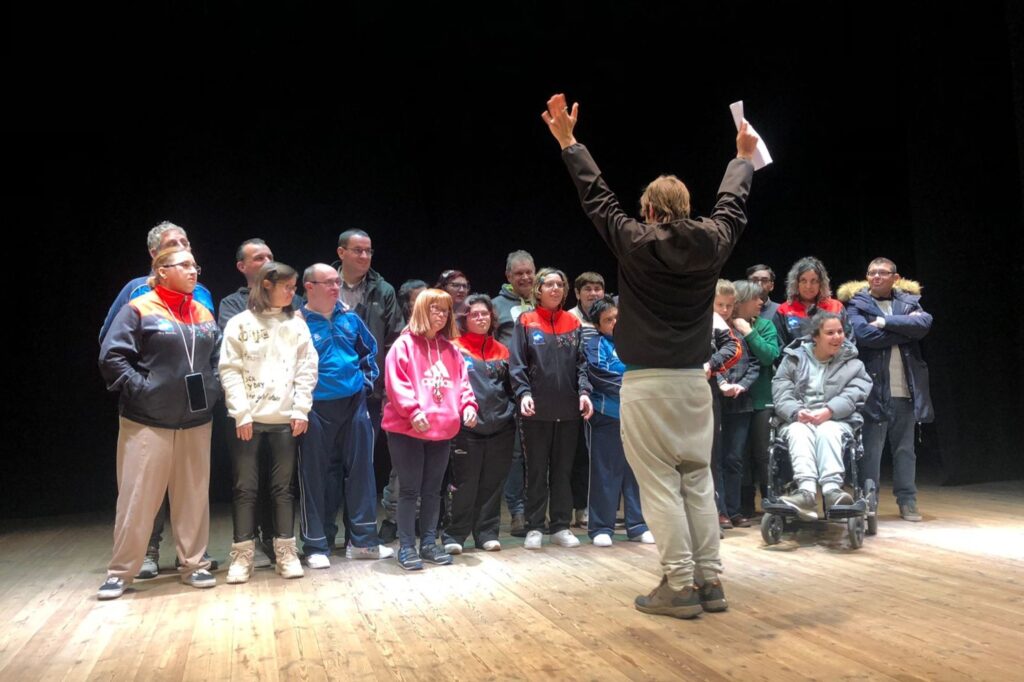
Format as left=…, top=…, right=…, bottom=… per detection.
left=108, top=417, right=212, bottom=582
left=621, top=369, right=722, bottom=589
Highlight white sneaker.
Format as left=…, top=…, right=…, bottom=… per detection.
left=552, top=529, right=581, bottom=548
left=524, top=530, right=543, bottom=550
left=632, top=530, right=656, bottom=544
left=592, top=533, right=613, bottom=547
left=345, top=544, right=395, bottom=560
left=305, top=553, right=331, bottom=569
left=226, top=540, right=255, bottom=584
left=443, top=542, right=463, bottom=555
left=482, top=540, right=501, bottom=551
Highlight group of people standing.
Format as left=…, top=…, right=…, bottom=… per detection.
left=94, top=94, right=933, bottom=626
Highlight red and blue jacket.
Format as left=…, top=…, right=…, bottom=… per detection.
left=454, top=332, right=516, bottom=436
left=509, top=307, right=592, bottom=422
left=100, top=286, right=222, bottom=429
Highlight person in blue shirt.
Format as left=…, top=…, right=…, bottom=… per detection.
left=582, top=296, right=653, bottom=547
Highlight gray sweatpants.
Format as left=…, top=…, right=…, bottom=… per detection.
left=621, top=369, right=721, bottom=590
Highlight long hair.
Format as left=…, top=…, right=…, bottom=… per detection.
left=248, top=261, right=298, bottom=314
left=407, top=289, right=460, bottom=339
left=785, top=256, right=832, bottom=303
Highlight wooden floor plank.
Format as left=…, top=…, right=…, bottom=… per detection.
left=0, top=481, right=1022, bottom=681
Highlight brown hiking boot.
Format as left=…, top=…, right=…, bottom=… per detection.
left=698, top=579, right=728, bottom=612
left=634, top=577, right=702, bottom=619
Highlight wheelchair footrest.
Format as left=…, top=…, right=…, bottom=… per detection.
left=825, top=499, right=868, bottom=519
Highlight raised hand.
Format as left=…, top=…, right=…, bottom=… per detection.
left=541, top=93, right=579, bottom=150
left=736, top=120, right=759, bottom=160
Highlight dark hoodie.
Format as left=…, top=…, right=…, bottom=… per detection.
left=493, top=283, right=533, bottom=348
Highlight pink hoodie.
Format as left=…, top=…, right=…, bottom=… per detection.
left=382, top=330, right=478, bottom=441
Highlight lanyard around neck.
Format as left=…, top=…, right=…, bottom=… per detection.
left=157, top=295, right=197, bottom=373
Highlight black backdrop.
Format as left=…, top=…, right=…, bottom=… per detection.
left=6, top=2, right=1022, bottom=519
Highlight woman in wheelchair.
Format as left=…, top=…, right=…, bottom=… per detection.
left=771, top=311, right=872, bottom=520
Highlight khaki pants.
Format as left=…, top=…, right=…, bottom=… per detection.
left=621, top=369, right=721, bottom=589
left=108, top=417, right=212, bottom=582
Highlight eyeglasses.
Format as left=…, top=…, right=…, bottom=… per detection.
left=749, top=276, right=773, bottom=283
left=163, top=262, right=201, bottom=274
left=448, top=282, right=470, bottom=291
left=343, top=247, right=374, bottom=257
left=428, top=306, right=450, bottom=317
left=867, top=270, right=896, bottom=277
left=309, top=279, right=341, bottom=287
left=541, top=281, right=565, bottom=289
left=467, top=311, right=491, bottom=319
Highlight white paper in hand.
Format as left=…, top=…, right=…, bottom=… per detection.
left=729, top=101, right=772, bottom=171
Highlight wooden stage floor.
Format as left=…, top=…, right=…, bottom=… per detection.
left=1, top=480, right=1022, bottom=681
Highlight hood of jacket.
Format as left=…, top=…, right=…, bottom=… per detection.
left=781, top=336, right=860, bottom=364
left=836, top=278, right=922, bottom=303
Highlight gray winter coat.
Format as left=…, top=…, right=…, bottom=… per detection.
left=772, top=339, right=872, bottom=429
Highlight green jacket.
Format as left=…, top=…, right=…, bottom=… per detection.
left=743, top=316, right=780, bottom=411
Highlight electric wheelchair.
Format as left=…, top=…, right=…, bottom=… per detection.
left=759, top=413, right=878, bottom=549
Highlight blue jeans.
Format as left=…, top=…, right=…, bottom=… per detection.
left=862, top=398, right=918, bottom=505
left=720, top=411, right=753, bottom=519
left=585, top=411, right=647, bottom=538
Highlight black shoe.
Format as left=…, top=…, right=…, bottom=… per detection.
left=729, top=514, right=751, bottom=528
left=419, top=543, right=453, bottom=565
left=698, top=579, right=728, bottom=613
left=378, top=520, right=398, bottom=544
left=510, top=513, right=527, bottom=538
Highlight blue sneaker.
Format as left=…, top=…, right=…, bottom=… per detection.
left=397, top=545, right=423, bottom=571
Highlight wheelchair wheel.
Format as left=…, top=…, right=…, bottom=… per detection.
left=847, top=516, right=865, bottom=549
left=761, top=513, right=784, bottom=545
left=864, top=480, right=878, bottom=536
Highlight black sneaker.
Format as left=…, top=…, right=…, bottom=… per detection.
left=780, top=489, right=818, bottom=521
left=419, top=543, right=453, bottom=565
left=97, top=576, right=126, bottom=600
left=378, top=520, right=398, bottom=544
left=182, top=568, right=216, bottom=589
left=397, top=545, right=423, bottom=571
left=698, top=579, right=728, bottom=613
left=899, top=500, right=923, bottom=522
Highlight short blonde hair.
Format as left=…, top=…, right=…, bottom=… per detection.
left=715, top=279, right=736, bottom=297
left=640, top=175, right=690, bottom=222
left=407, top=289, right=460, bottom=339
left=531, top=267, right=569, bottom=308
